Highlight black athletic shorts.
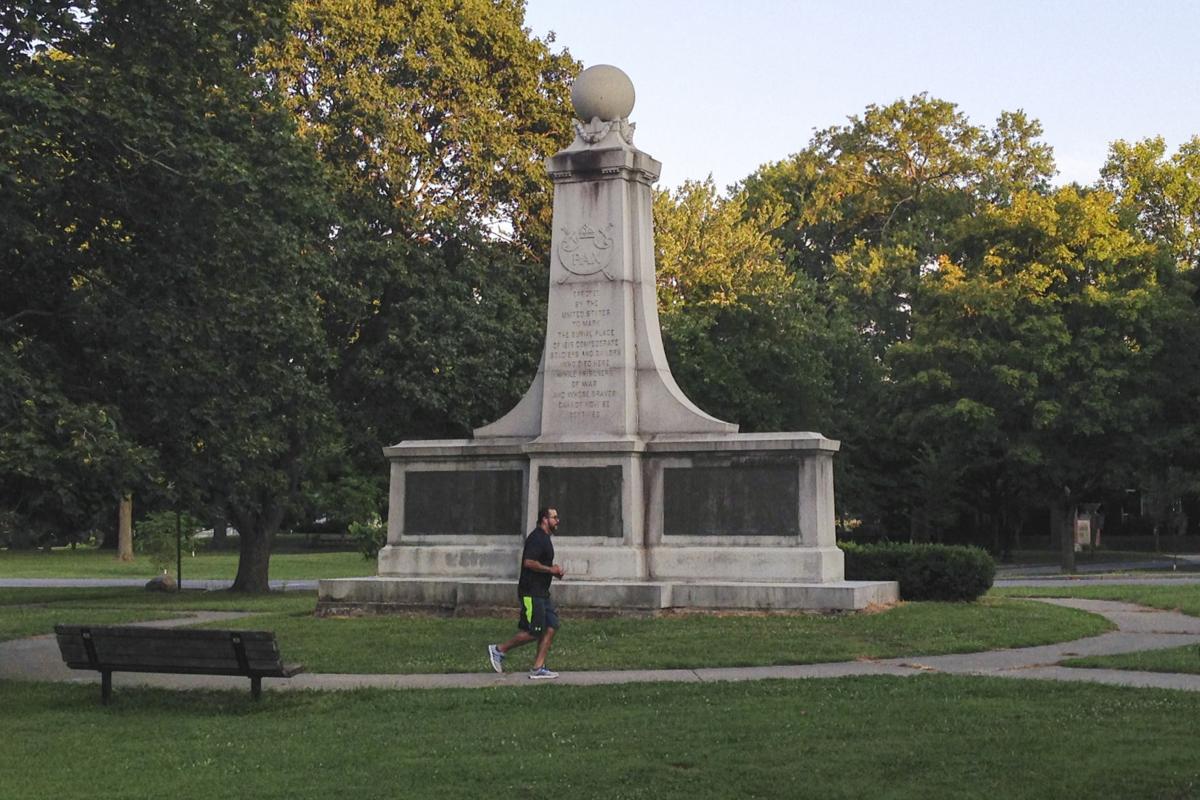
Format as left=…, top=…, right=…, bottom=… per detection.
left=517, top=595, right=560, bottom=635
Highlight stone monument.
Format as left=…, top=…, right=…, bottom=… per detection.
left=318, top=65, right=898, bottom=613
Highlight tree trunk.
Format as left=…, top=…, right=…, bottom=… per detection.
left=212, top=516, right=228, bottom=550
left=1051, top=498, right=1076, bottom=574
left=231, top=529, right=274, bottom=592
left=117, top=493, right=134, bottom=562
left=230, top=505, right=284, bottom=593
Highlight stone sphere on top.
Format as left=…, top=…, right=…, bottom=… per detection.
left=571, top=64, right=635, bottom=122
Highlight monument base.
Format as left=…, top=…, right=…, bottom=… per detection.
left=317, top=576, right=899, bottom=614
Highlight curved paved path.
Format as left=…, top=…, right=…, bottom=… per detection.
left=3, top=598, right=1200, bottom=694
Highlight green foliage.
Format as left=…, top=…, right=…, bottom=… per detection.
left=133, top=511, right=203, bottom=573
left=740, top=95, right=1055, bottom=347
left=300, top=473, right=384, bottom=531
left=348, top=516, right=385, bottom=561
left=1101, top=135, right=1200, bottom=271
left=653, top=179, right=859, bottom=432
left=253, top=1, right=575, bottom=460
left=886, top=186, right=1170, bottom=545
left=7, top=0, right=1200, bottom=581
left=841, top=541, right=996, bottom=601
left=258, top=0, right=577, bottom=255
left=2, top=0, right=341, bottom=589
left=0, top=343, right=151, bottom=547
left=733, top=97, right=1061, bottom=535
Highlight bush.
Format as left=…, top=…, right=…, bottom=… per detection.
left=349, top=515, right=386, bottom=560
left=134, top=511, right=203, bottom=572
left=840, top=541, right=995, bottom=601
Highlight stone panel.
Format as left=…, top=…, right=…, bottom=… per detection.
left=537, top=466, right=622, bottom=538
left=404, top=470, right=522, bottom=535
left=663, top=464, right=798, bottom=536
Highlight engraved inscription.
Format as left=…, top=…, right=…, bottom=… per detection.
left=549, top=284, right=621, bottom=421
left=557, top=222, right=615, bottom=280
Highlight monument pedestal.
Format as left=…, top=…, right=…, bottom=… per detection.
left=318, top=577, right=898, bottom=614
left=319, top=65, right=897, bottom=613
left=319, top=432, right=897, bottom=612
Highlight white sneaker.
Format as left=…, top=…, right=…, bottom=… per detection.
left=487, top=644, right=505, bottom=673
left=529, top=666, right=558, bottom=680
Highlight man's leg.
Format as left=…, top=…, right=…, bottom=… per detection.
left=531, top=626, right=556, bottom=670
left=488, top=597, right=541, bottom=671
left=498, top=631, right=537, bottom=654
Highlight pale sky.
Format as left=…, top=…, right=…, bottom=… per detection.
left=523, top=0, right=1200, bottom=191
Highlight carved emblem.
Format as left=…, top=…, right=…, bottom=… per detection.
left=557, top=223, right=616, bottom=281
left=573, top=117, right=636, bottom=146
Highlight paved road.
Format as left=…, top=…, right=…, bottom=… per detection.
left=4, top=598, right=1200, bottom=695
left=997, top=575, right=1200, bottom=587
left=996, top=553, right=1200, bottom=579
left=995, top=555, right=1200, bottom=587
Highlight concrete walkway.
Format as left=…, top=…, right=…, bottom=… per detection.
left=3, top=598, right=1200, bottom=695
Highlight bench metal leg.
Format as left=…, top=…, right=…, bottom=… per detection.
left=251, top=676, right=262, bottom=700
left=101, top=671, right=112, bottom=705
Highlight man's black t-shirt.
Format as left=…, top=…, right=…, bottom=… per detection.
left=517, top=527, right=554, bottom=598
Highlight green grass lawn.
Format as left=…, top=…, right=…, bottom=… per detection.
left=1062, top=644, right=1200, bottom=675
left=0, top=588, right=317, bottom=642
left=208, top=596, right=1113, bottom=673
left=1, top=587, right=1111, bottom=672
left=0, top=545, right=371, bottom=580
left=0, top=607, right=183, bottom=641
left=3, top=676, right=1198, bottom=799
left=993, top=582, right=1200, bottom=616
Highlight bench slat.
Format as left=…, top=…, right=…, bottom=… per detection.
left=77, top=653, right=282, bottom=670
left=60, top=662, right=295, bottom=677
left=56, top=625, right=276, bottom=642
left=56, top=643, right=281, bottom=671
left=84, top=638, right=278, bottom=660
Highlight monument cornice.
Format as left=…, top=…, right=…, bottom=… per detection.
left=544, top=147, right=661, bottom=185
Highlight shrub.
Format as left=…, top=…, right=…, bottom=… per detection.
left=134, top=511, right=204, bottom=572
left=349, top=515, right=386, bottom=560
left=840, top=541, right=995, bottom=601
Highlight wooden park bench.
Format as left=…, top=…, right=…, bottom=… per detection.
left=54, top=624, right=305, bottom=704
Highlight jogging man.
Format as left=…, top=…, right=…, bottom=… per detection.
left=487, top=507, right=565, bottom=679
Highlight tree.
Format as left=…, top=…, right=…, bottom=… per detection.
left=259, top=0, right=576, bottom=255
left=1101, top=136, right=1200, bottom=272
left=1, top=1, right=148, bottom=548
left=652, top=178, right=866, bottom=434
left=1101, top=137, right=1200, bottom=528
left=735, top=96, right=1060, bottom=537
left=0, top=341, right=149, bottom=548
left=888, top=186, right=1169, bottom=560
left=1, top=0, right=338, bottom=590
left=740, top=95, right=1055, bottom=352
left=256, top=0, right=576, bottom=470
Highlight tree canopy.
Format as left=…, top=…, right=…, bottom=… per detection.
left=4, top=2, right=1200, bottom=580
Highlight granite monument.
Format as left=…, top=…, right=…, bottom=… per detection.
left=318, top=65, right=898, bottom=612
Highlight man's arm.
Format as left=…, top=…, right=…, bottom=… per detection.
left=523, top=558, right=565, bottom=577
